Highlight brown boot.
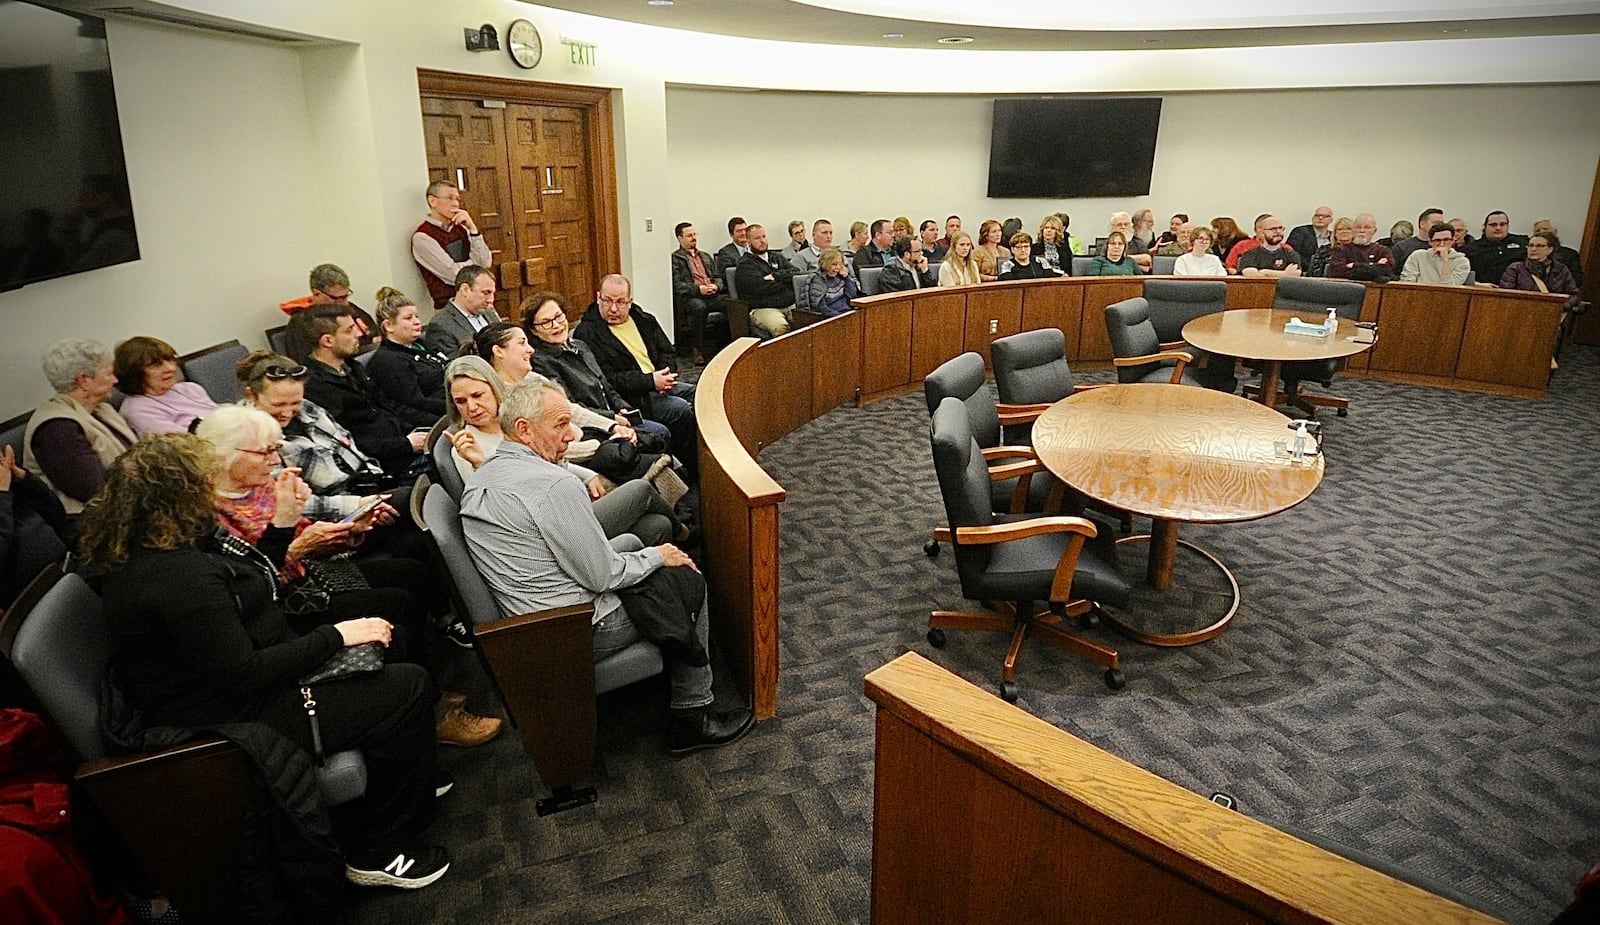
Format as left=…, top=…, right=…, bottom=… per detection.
left=436, top=705, right=502, bottom=747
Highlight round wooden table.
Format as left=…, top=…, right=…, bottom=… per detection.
left=1182, top=308, right=1374, bottom=408
left=1031, top=383, right=1325, bottom=645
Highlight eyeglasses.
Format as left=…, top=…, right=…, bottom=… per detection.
left=599, top=297, right=633, bottom=309
left=531, top=315, right=566, bottom=329
left=239, top=444, right=283, bottom=458
left=1431, top=237, right=1454, bottom=244
left=315, top=288, right=351, bottom=303
left=261, top=364, right=308, bottom=380
left=1526, top=242, right=1552, bottom=249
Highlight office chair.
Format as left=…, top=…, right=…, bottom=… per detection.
left=419, top=483, right=663, bottom=815
left=926, top=397, right=1128, bottom=701
left=989, top=328, right=1093, bottom=444
left=1271, top=277, right=1367, bottom=416
left=1105, top=298, right=1200, bottom=385
left=1142, top=279, right=1237, bottom=392
left=2, top=566, right=368, bottom=922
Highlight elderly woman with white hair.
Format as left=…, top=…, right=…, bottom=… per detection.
left=23, top=337, right=138, bottom=516
left=196, top=403, right=502, bottom=749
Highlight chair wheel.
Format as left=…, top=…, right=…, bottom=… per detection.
left=998, top=681, right=1018, bottom=703
left=1104, top=668, right=1126, bottom=691
left=923, top=540, right=940, bottom=557
left=1078, top=609, right=1101, bottom=629
left=926, top=628, right=947, bottom=648
left=1336, top=408, right=1348, bottom=417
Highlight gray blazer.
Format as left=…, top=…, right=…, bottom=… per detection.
left=423, top=301, right=502, bottom=355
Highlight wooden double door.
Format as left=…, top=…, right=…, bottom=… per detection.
left=419, top=71, right=619, bottom=321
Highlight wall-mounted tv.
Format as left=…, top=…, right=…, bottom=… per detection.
left=0, top=1, right=140, bottom=291
left=987, top=97, right=1163, bottom=199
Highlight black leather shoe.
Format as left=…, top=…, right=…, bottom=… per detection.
left=666, top=706, right=754, bottom=754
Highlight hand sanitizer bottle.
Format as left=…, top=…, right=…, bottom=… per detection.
left=1325, top=307, right=1338, bottom=334
left=1291, top=421, right=1308, bottom=461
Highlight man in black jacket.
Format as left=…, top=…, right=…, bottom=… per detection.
left=734, top=224, right=795, bottom=338
left=572, top=274, right=697, bottom=467
left=289, top=304, right=429, bottom=475
left=1464, top=210, right=1529, bottom=285
left=669, top=222, right=726, bottom=365
left=878, top=235, right=939, bottom=291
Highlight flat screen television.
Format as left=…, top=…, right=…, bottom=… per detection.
left=987, top=97, right=1162, bottom=199
left=0, top=1, right=140, bottom=291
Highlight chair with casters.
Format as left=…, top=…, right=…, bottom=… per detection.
left=419, top=482, right=663, bottom=815
left=1270, top=277, right=1367, bottom=416
left=926, top=396, right=1130, bottom=701
left=1105, top=298, right=1201, bottom=385
left=1, top=566, right=369, bottom=923
left=921, top=352, right=1074, bottom=558
left=1142, top=279, right=1236, bottom=392
left=178, top=339, right=250, bottom=404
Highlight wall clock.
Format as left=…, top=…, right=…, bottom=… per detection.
left=508, top=19, right=541, bottom=69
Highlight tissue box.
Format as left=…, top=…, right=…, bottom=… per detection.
left=1284, top=316, right=1335, bottom=337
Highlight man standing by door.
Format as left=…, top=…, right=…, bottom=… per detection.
left=412, top=180, right=494, bottom=310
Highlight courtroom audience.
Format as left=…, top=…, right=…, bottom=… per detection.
left=805, top=247, right=860, bottom=317
left=1056, top=212, right=1087, bottom=255
left=1310, top=217, right=1356, bottom=278
left=1449, top=217, right=1474, bottom=250
left=0, top=442, right=68, bottom=607
left=412, top=178, right=492, bottom=310
left=1210, top=216, right=1250, bottom=265
left=851, top=219, right=896, bottom=275
left=1326, top=214, right=1394, bottom=280
left=1157, top=222, right=1193, bottom=258
left=366, top=286, right=451, bottom=419
left=1389, top=220, right=1413, bottom=246
left=1086, top=232, right=1139, bottom=276
left=1109, top=212, right=1153, bottom=270
left=23, top=338, right=136, bottom=517
left=1223, top=213, right=1269, bottom=272
left=1390, top=208, right=1445, bottom=271
left=1464, top=211, right=1529, bottom=284
left=893, top=216, right=916, bottom=241
left=919, top=220, right=948, bottom=263
left=972, top=220, right=1010, bottom=281
left=1531, top=219, right=1584, bottom=287
left=1399, top=223, right=1472, bottom=286
left=734, top=223, right=798, bottom=337
left=279, top=263, right=381, bottom=346
left=843, top=221, right=869, bottom=258
left=938, top=232, right=982, bottom=287
left=1500, top=232, right=1581, bottom=311
left=713, top=216, right=749, bottom=276
left=1036, top=215, right=1074, bottom=273
left=670, top=221, right=727, bottom=365
left=1287, top=206, right=1335, bottom=261
left=789, top=219, right=833, bottom=274
left=421, top=264, right=502, bottom=356
left=1154, top=213, right=1188, bottom=250
left=878, top=235, right=938, bottom=292
left=1174, top=227, right=1227, bottom=277
left=1237, top=214, right=1304, bottom=278
left=1129, top=209, right=1158, bottom=253
left=937, top=215, right=961, bottom=248
left=115, top=335, right=217, bottom=435
left=998, top=233, right=1060, bottom=281
left=780, top=220, right=809, bottom=264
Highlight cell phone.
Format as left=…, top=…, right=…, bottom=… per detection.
left=622, top=408, right=644, bottom=427
left=410, top=427, right=431, bottom=436
left=341, top=493, right=392, bottom=524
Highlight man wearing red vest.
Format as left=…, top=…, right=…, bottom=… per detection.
left=411, top=180, right=493, bottom=310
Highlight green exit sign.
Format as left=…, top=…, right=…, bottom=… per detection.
left=561, top=37, right=596, bottom=66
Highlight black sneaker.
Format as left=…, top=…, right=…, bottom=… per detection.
left=440, top=615, right=473, bottom=650
left=345, top=845, right=450, bottom=889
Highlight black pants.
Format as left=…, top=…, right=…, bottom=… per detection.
left=247, top=664, right=437, bottom=859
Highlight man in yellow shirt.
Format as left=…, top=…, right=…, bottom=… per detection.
left=573, top=274, right=697, bottom=472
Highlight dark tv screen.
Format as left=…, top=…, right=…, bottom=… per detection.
left=0, top=1, right=140, bottom=291
left=987, top=97, right=1162, bottom=199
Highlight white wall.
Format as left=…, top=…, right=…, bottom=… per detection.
left=665, top=84, right=1600, bottom=252
left=0, top=0, right=1596, bottom=417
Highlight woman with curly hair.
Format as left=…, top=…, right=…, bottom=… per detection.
left=1209, top=216, right=1249, bottom=264
left=80, top=434, right=452, bottom=889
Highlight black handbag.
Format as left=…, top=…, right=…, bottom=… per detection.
left=298, top=641, right=385, bottom=764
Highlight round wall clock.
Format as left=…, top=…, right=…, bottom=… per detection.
left=508, top=19, right=542, bottom=69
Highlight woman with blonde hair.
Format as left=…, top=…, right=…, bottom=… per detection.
left=804, top=247, right=859, bottom=317
left=938, top=232, right=983, bottom=287
left=365, top=286, right=450, bottom=418
left=843, top=221, right=868, bottom=258
left=892, top=216, right=914, bottom=241
left=972, top=220, right=1011, bottom=282
left=1036, top=216, right=1073, bottom=274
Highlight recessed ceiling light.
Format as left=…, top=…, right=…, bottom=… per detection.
left=1143, top=38, right=1161, bottom=44
left=882, top=32, right=903, bottom=39
left=937, top=36, right=973, bottom=44
left=647, top=0, right=673, bottom=6
left=1441, top=26, right=1468, bottom=33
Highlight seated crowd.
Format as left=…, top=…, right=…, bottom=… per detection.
left=7, top=184, right=751, bottom=909
left=672, top=206, right=1584, bottom=342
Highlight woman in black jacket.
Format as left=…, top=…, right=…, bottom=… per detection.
left=364, top=287, right=451, bottom=418
left=78, top=434, right=451, bottom=890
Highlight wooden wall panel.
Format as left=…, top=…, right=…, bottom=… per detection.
left=1367, top=286, right=1468, bottom=378
left=1080, top=280, right=1144, bottom=361
left=860, top=300, right=914, bottom=397
left=1021, top=283, right=1081, bottom=354
left=750, top=330, right=814, bottom=449
left=810, top=310, right=864, bottom=416
left=1456, top=293, right=1562, bottom=392
left=1225, top=278, right=1278, bottom=309
left=1345, top=287, right=1384, bottom=371
left=910, top=294, right=969, bottom=381
left=697, top=454, right=758, bottom=714
left=965, top=288, right=1024, bottom=367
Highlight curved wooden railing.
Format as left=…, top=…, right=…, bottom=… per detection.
left=695, top=276, right=1566, bottom=718
left=865, top=651, right=1504, bottom=924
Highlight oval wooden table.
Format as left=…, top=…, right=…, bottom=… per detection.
left=1031, top=383, right=1325, bottom=645
left=1182, top=308, right=1374, bottom=410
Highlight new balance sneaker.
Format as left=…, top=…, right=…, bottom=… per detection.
left=440, top=615, right=474, bottom=650
left=344, top=845, right=450, bottom=889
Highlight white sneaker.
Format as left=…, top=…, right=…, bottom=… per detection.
left=344, top=845, right=450, bottom=889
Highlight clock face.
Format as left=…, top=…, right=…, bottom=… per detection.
left=508, top=19, right=541, bottom=69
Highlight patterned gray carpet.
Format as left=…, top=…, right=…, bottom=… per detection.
left=348, top=346, right=1600, bottom=924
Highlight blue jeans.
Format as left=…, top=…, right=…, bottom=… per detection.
left=650, top=382, right=697, bottom=468
left=593, top=596, right=712, bottom=710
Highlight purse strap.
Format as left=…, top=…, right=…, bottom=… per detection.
left=300, top=687, right=326, bottom=766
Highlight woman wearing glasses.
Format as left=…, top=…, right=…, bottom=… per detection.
left=365, top=287, right=451, bottom=418
left=1499, top=232, right=1581, bottom=310
left=1399, top=223, right=1472, bottom=286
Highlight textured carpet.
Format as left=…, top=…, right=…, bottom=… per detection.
left=347, top=346, right=1600, bottom=925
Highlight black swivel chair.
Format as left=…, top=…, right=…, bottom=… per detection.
left=1271, top=277, right=1367, bottom=416
left=1105, top=298, right=1200, bottom=385
left=926, top=396, right=1129, bottom=701
left=1142, top=279, right=1236, bottom=392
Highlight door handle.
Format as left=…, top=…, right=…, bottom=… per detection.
left=542, top=166, right=563, bottom=195
left=523, top=258, right=546, bottom=287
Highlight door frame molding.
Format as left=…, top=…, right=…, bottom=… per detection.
left=417, top=69, right=621, bottom=300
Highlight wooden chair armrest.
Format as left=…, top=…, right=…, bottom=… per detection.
left=997, top=402, right=1051, bottom=424
left=981, top=445, right=1037, bottom=462
left=1158, top=340, right=1190, bottom=351
left=988, top=458, right=1047, bottom=482
left=1072, top=383, right=1107, bottom=392
left=1112, top=350, right=1194, bottom=367
left=76, top=736, right=242, bottom=782
left=792, top=308, right=823, bottom=329
left=724, top=298, right=751, bottom=338
left=474, top=602, right=599, bottom=792
left=954, top=516, right=1099, bottom=545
